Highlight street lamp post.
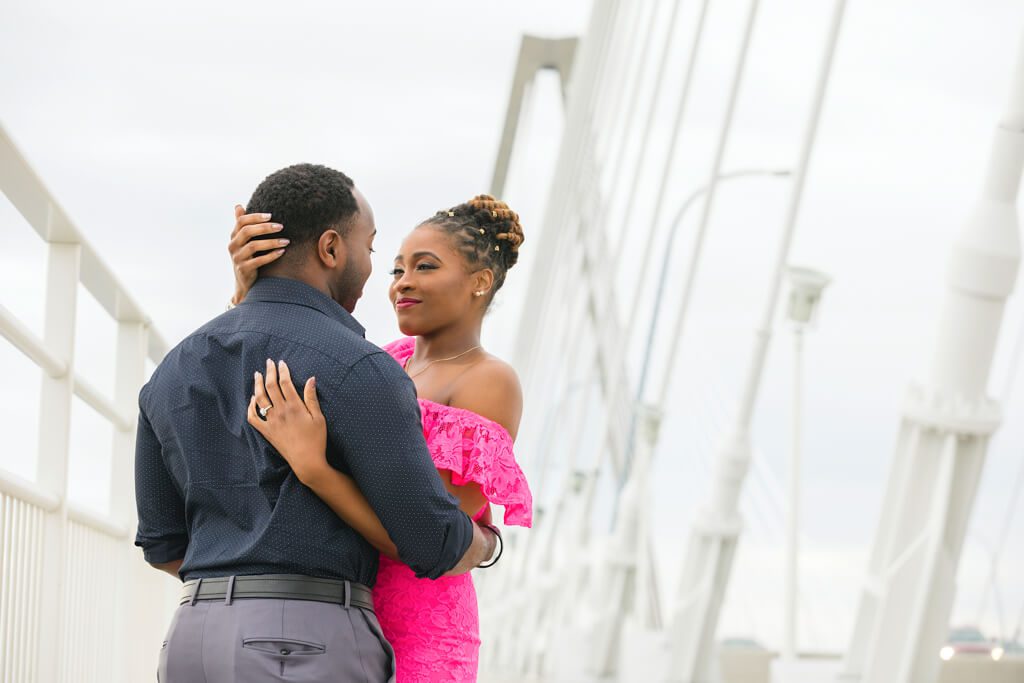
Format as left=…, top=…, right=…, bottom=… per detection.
left=782, top=266, right=831, bottom=663
left=667, top=2, right=849, bottom=677
left=623, top=168, right=793, bottom=487
left=584, top=168, right=793, bottom=678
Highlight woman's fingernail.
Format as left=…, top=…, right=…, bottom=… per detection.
left=279, top=239, right=290, bottom=246
left=272, top=223, right=283, bottom=231
left=276, top=248, right=286, bottom=254
left=261, top=213, right=272, bottom=220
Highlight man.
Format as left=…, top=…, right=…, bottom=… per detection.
left=134, top=163, right=498, bottom=682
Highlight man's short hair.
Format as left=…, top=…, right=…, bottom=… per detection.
left=246, top=164, right=359, bottom=250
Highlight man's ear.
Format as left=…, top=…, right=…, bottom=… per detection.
left=317, top=230, right=347, bottom=268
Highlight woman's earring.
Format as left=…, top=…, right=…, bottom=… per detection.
left=474, top=291, right=486, bottom=298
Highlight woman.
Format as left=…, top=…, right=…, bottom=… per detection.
left=229, top=195, right=533, bottom=682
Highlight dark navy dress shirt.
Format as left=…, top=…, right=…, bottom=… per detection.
left=134, top=277, right=473, bottom=584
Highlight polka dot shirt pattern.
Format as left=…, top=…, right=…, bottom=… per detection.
left=133, top=277, right=474, bottom=584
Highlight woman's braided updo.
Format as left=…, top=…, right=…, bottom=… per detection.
left=421, top=194, right=525, bottom=295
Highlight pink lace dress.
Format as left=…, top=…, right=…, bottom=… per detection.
left=373, top=338, right=533, bottom=682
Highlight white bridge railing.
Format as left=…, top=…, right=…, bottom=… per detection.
left=0, top=124, right=178, bottom=683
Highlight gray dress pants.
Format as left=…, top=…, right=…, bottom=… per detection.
left=157, top=597, right=396, bottom=682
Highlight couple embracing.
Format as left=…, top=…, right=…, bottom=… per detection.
left=134, top=163, right=533, bottom=682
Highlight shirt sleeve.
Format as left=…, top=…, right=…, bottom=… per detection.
left=323, top=352, right=474, bottom=579
left=133, top=399, right=189, bottom=565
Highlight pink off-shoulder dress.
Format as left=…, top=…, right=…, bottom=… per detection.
left=373, top=338, right=533, bottom=682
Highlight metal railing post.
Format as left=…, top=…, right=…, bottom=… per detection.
left=111, top=320, right=149, bottom=683
left=35, top=236, right=80, bottom=683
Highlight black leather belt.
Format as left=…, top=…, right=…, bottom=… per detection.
left=180, top=574, right=374, bottom=612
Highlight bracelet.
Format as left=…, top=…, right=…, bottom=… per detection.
left=478, top=524, right=503, bottom=569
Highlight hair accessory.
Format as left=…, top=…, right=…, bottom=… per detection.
left=479, top=228, right=485, bottom=235
left=491, top=210, right=498, bottom=218
left=494, top=245, right=500, bottom=251
left=447, top=211, right=455, bottom=217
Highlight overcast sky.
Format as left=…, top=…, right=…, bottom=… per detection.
left=2, top=0, right=1023, bottom=653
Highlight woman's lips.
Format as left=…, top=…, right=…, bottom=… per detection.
left=396, top=298, right=421, bottom=310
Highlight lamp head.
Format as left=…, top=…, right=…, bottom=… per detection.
left=785, top=266, right=831, bottom=327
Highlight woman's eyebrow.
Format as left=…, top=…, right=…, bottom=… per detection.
left=411, top=251, right=442, bottom=261
left=394, top=250, right=443, bottom=263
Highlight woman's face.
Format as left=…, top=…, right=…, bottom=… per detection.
left=388, top=224, right=487, bottom=336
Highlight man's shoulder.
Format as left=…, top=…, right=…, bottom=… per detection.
left=333, top=344, right=411, bottom=393
left=143, top=305, right=387, bottom=399
left=198, top=302, right=381, bottom=361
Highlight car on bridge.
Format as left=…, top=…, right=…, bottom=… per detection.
left=940, top=626, right=1004, bottom=661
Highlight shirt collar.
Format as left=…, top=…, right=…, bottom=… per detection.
left=244, top=277, right=366, bottom=338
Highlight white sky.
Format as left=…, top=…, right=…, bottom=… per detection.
left=2, top=0, right=1023, bottom=654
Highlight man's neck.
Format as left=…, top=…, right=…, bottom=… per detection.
left=249, top=276, right=365, bottom=337
left=259, top=266, right=332, bottom=301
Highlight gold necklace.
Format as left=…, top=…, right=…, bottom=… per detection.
left=406, top=345, right=482, bottom=379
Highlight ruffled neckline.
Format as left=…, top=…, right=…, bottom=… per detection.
left=417, top=398, right=513, bottom=441
left=382, top=337, right=532, bottom=527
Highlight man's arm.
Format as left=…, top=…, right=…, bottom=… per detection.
left=151, top=559, right=184, bottom=579
left=133, top=400, right=188, bottom=579
left=323, top=353, right=478, bottom=579
left=299, top=465, right=498, bottom=575
left=445, top=523, right=498, bottom=576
